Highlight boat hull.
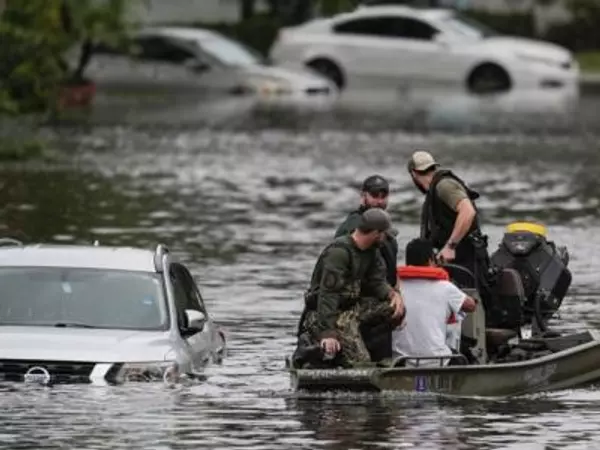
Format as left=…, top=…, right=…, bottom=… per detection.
left=289, top=330, right=600, bottom=397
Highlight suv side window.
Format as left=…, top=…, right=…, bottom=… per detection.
left=169, top=264, right=206, bottom=318
left=133, top=36, right=196, bottom=64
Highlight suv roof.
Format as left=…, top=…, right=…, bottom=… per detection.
left=0, top=241, right=168, bottom=273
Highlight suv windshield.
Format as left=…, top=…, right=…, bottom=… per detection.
left=441, top=13, right=498, bottom=39
left=0, top=268, right=168, bottom=330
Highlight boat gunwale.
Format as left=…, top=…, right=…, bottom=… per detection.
left=289, top=329, right=600, bottom=376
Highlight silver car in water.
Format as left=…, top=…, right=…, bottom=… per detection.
left=0, top=239, right=226, bottom=386
left=85, top=26, right=338, bottom=110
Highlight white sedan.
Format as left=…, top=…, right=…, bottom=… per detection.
left=269, top=5, right=579, bottom=96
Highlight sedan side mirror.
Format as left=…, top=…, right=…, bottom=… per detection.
left=433, top=32, right=451, bottom=47
left=184, top=309, right=206, bottom=333
left=184, top=58, right=210, bottom=73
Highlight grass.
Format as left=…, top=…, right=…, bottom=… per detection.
left=576, top=51, right=600, bottom=73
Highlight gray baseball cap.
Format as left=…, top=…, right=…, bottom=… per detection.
left=360, top=208, right=392, bottom=232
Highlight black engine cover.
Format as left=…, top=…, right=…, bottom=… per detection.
left=490, top=230, right=572, bottom=323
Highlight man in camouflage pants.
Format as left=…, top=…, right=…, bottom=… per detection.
left=334, top=174, right=399, bottom=361
left=294, top=208, right=406, bottom=368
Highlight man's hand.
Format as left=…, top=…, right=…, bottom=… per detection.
left=389, top=290, right=405, bottom=320
left=438, top=245, right=456, bottom=263
left=320, top=337, right=341, bottom=355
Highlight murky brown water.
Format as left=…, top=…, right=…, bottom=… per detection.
left=2, top=98, right=600, bottom=449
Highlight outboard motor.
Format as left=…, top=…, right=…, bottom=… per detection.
left=490, top=222, right=572, bottom=333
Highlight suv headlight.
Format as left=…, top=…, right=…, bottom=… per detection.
left=113, top=361, right=180, bottom=384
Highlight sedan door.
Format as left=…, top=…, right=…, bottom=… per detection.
left=88, top=35, right=211, bottom=105
left=329, top=15, right=453, bottom=89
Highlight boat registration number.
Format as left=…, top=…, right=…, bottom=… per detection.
left=415, top=375, right=453, bottom=392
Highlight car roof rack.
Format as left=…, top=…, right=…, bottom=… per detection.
left=0, top=237, right=24, bottom=247
left=154, top=244, right=170, bottom=272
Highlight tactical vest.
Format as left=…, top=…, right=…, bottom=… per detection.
left=420, top=169, right=482, bottom=249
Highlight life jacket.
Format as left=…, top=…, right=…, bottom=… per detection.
left=396, top=265, right=458, bottom=324
left=397, top=265, right=449, bottom=281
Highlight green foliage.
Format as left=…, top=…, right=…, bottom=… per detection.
left=0, top=0, right=141, bottom=116
left=0, top=136, right=46, bottom=161
left=462, top=9, right=536, bottom=38
left=576, top=51, right=600, bottom=73
left=544, top=0, right=600, bottom=52
left=0, top=0, right=71, bottom=115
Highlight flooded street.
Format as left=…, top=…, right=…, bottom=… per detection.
left=3, top=95, right=600, bottom=449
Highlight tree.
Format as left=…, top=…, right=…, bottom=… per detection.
left=0, top=0, right=143, bottom=115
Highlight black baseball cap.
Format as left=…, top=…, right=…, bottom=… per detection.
left=361, top=175, right=389, bottom=194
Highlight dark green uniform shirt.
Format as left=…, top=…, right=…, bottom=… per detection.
left=307, top=235, right=392, bottom=340
left=335, top=207, right=398, bottom=287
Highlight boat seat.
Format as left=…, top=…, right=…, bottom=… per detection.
left=486, top=328, right=518, bottom=348
left=497, top=268, right=526, bottom=299
left=486, top=268, right=526, bottom=330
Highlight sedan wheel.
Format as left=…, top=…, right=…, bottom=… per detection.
left=467, top=64, right=512, bottom=95
left=306, top=59, right=345, bottom=90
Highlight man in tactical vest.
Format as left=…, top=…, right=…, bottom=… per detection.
left=334, top=175, right=399, bottom=361
left=293, top=208, right=406, bottom=368
left=407, top=150, right=491, bottom=289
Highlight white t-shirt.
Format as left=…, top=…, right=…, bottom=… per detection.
left=391, top=279, right=467, bottom=367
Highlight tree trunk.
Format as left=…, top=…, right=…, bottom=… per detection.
left=266, top=0, right=279, bottom=17
left=241, top=0, right=255, bottom=20
left=290, top=0, right=313, bottom=25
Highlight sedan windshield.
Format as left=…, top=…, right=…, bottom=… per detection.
left=441, top=13, right=498, bottom=39
left=199, top=36, right=263, bottom=67
left=0, top=268, right=168, bottom=330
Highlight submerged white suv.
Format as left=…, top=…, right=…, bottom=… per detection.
left=0, top=239, right=226, bottom=386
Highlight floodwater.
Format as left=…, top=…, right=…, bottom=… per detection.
left=2, top=88, right=600, bottom=449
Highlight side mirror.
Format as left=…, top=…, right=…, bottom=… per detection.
left=184, top=58, right=209, bottom=73
left=184, top=309, right=206, bottom=332
left=433, top=33, right=451, bottom=47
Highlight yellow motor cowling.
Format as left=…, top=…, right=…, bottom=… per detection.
left=505, top=221, right=547, bottom=238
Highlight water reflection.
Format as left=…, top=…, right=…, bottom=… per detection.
left=61, top=83, right=600, bottom=135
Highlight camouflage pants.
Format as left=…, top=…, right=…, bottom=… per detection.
left=303, top=306, right=371, bottom=367
left=301, top=298, right=396, bottom=367
left=358, top=296, right=396, bottom=327
left=358, top=296, right=397, bottom=362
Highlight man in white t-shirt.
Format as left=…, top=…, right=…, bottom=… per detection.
left=392, top=238, right=477, bottom=367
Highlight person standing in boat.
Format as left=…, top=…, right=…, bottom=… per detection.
left=407, top=150, right=491, bottom=291
left=293, top=208, right=406, bottom=368
left=334, top=175, right=399, bottom=362
left=392, top=238, right=477, bottom=367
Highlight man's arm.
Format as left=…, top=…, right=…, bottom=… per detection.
left=363, top=251, right=393, bottom=300
left=436, top=179, right=476, bottom=247
left=315, top=246, right=352, bottom=340
left=364, top=251, right=406, bottom=319
left=444, top=281, right=477, bottom=314
left=447, top=199, right=476, bottom=246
